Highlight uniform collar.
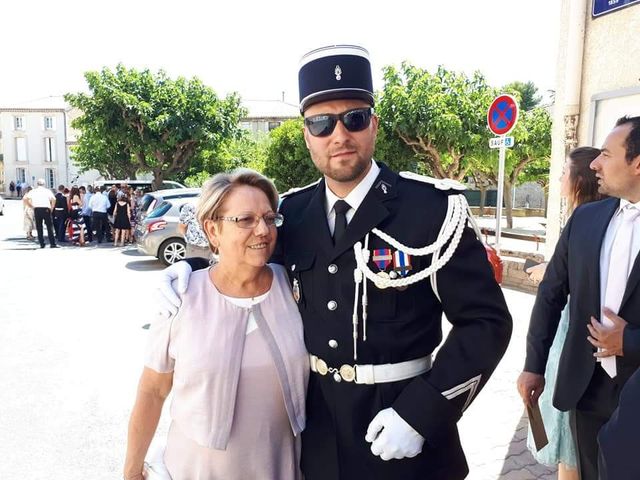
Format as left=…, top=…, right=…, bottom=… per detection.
left=324, top=159, right=380, bottom=215
left=617, top=198, right=640, bottom=215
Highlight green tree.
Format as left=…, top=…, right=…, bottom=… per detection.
left=263, top=119, right=318, bottom=193
left=181, top=133, right=269, bottom=186
left=66, top=64, right=245, bottom=189
left=503, top=81, right=542, bottom=111
left=474, top=107, right=551, bottom=227
left=377, top=63, right=496, bottom=181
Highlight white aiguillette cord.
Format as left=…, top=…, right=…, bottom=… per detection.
left=349, top=194, right=468, bottom=361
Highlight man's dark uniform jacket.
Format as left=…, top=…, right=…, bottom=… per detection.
left=525, top=197, right=640, bottom=411
left=188, top=163, right=512, bottom=480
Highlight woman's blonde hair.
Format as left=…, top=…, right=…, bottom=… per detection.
left=196, top=168, right=279, bottom=252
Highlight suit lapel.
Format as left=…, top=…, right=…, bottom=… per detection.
left=330, top=165, right=398, bottom=261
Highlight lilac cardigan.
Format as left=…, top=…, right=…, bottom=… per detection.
left=145, top=264, right=309, bottom=449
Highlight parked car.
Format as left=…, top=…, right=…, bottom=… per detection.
left=136, top=198, right=196, bottom=265
left=93, top=179, right=186, bottom=193
left=137, top=188, right=201, bottom=223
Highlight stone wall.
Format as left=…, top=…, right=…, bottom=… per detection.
left=500, top=250, right=545, bottom=294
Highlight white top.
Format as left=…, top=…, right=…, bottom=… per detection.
left=599, top=199, right=640, bottom=310
left=324, top=159, right=380, bottom=235
left=25, top=186, right=55, bottom=208
left=222, top=291, right=270, bottom=335
left=89, top=192, right=110, bottom=213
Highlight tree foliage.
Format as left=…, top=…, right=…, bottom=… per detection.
left=377, top=64, right=496, bottom=180
left=66, top=65, right=245, bottom=189
left=503, top=81, right=542, bottom=111
left=263, top=119, right=319, bottom=193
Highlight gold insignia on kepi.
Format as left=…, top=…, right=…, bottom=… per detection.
left=339, top=364, right=356, bottom=382
left=316, top=358, right=328, bottom=375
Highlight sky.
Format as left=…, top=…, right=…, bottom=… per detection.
left=1, top=0, right=560, bottom=108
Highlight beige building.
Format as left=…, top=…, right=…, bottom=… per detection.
left=547, top=0, right=640, bottom=253
left=0, top=106, right=69, bottom=193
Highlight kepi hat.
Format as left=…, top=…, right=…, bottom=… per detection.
left=298, top=45, right=374, bottom=113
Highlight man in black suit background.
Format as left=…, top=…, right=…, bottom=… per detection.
left=598, top=366, right=640, bottom=480
left=518, top=116, right=640, bottom=480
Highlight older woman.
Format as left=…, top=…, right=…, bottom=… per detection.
left=124, top=169, right=308, bottom=480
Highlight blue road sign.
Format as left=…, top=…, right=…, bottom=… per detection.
left=593, top=0, right=640, bottom=17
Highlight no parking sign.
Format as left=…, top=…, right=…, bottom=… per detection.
left=487, top=94, right=519, bottom=136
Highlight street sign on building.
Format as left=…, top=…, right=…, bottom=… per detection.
left=487, top=94, right=519, bottom=136
left=593, top=0, right=640, bottom=17
left=489, top=136, right=515, bottom=149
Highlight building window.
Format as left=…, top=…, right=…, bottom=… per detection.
left=16, top=168, right=27, bottom=184
left=44, top=116, right=55, bottom=130
left=14, top=116, right=25, bottom=130
left=268, top=121, right=282, bottom=131
left=45, top=168, right=56, bottom=189
left=15, top=137, right=27, bottom=162
left=44, top=137, right=56, bottom=162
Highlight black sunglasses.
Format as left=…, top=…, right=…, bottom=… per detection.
left=304, top=107, right=373, bottom=137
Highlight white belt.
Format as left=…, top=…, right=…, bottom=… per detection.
left=309, top=354, right=431, bottom=384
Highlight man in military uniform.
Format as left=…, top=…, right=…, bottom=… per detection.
left=159, top=45, right=512, bottom=480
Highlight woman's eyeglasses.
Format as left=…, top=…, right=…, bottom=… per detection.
left=304, top=107, right=372, bottom=137
left=215, top=213, right=284, bottom=229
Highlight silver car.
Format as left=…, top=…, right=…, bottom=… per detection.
left=137, top=187, right=201, bottom=223
left=136, top=197, right=195, bottom=265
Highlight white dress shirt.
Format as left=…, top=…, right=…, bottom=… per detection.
left=25, top=186, right=55, bottom=208
left=599, top=199, right=640, bottom=312
left=325, top=160, right=380, bottom=235
left=89, top=192, right=111, bottom=213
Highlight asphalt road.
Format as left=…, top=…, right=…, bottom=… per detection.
left=0, top=197, right=549, bottom=480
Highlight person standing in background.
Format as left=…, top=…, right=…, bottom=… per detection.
left=524, top=146, right=605, bottom=480
left=24, top=179, right=56, bottom=248
left=518, top=116, right=640, bottom=480
left=22, top=186, right=35, bottom=240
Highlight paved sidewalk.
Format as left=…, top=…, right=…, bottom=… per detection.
left=458, top=287, right=560, bottom=480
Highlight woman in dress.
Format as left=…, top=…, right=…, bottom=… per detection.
left=113, top=194, right=132, bottom=246
left=67, top=186, right=86, bottom=246
left=525, top=146, right=605, bottom=479
left=22, top=186, right=35, bottom=240
left=124, top=169, right=308, bottom=480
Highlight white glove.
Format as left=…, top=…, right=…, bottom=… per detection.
left=365, top=407, right=425, bottom=461
left=154, top=261, right=192, bottom=317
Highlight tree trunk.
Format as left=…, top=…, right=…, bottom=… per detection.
left=152, top=170, right=165, bottom=191
left=479, top=186, right=487, bottom=216
left=504, top=179, right=514, bottom=229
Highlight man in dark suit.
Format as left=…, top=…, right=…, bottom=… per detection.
left=159, top=45, right=512, bottom=480
left=598, top=366, right=640, bottom=480
left=518, top=116, right=640, bottom=480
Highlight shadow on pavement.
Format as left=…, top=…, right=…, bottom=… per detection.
left=125, top=259, right=165, bottom=272
left=499, top=411, right=557, bottom=479
left=121, top=248, right=146, bottom=257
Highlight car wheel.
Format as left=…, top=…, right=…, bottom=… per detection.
left=159, top=238, right=186, bottom=266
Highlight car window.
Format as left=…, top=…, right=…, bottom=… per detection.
left=146, top=201, right=172, bottom=219
left=140, top=194, right=156, bottom=212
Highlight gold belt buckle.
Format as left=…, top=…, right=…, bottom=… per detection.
left=316, top=358, right=328, bottom=375
left=339, top=364, right=356, bottom=382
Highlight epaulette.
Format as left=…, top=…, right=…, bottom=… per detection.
left=399, top=171, right=466, bottom=191
left=279, top=178, right=322, bottom=200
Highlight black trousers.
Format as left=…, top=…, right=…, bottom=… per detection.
left=571, top=366, right=621, bottom=480
left=82, top=215, right=93, bottom=241
left=53, top=210, right=67, bottom=242
left=34, top=208, right=56, bottom=247
left=92, top=212, right=109, bottom=242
